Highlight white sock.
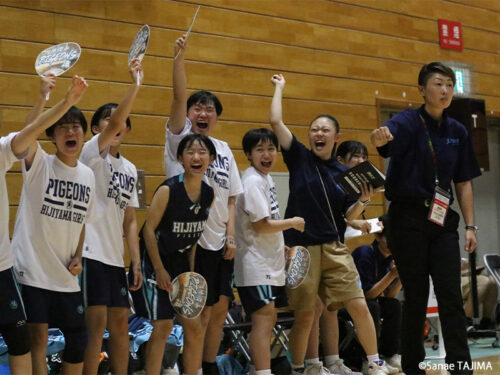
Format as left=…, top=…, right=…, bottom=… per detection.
left=292, top=363, right=305, bottom=371
left=305, top=358, right=321, bottom=367
left=324, top=355, right=340, bottom=367
left=367, top=354, right=380, bottom=364
left=255, top=370, right=271, bottom=375
left=196, top=369, right=202, bottom=375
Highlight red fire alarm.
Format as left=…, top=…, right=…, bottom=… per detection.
left=438, top=19, right=463, bottom=51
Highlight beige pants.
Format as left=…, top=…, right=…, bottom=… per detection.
left=287, top=241, right=364, bottom=311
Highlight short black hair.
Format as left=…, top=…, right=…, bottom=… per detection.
left=45, top=106, right=87, bottom=137
left=242, top=128, right=278, bottom=154
left=186, top=91, right=223, bottom=116
left=309, top=114, right=340, bottom=133
left=177, top=133, right=217, bottom=160
left=91, top=103, right=131, bottom=135
left=418, top=62, right=456, bottom=87
left=336, top=140, right=368, bottom=161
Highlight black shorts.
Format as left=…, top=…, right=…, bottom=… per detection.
left=195, top=246, right=234, bottom=306
left=0, top=268, right=27, bottom=325
left=21, top=285, right=85, bottom=330
left=237, top=285, right=288, bottom=316
left=81, top=258, right=129, bottom=308
left=129, top=250, right=190, bottom=321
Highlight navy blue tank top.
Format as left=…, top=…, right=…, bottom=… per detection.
left=153, top=174, right=214, bottom=256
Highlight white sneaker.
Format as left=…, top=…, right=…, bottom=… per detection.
left=304, top=363, right=331, bottom=375
left=380, top=360, right=399, bottom=375
left=385, top=354, right=402, bottom=373
left=327, top=359, right=363, bottom=375
left=162, top=367, right=179, bottom=375
left=367, top=362, right=387, bottom=375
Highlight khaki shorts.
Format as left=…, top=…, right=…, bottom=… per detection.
left=461, top=276, right=470, bottom=302
left=287, top=241, right=364, bottom=311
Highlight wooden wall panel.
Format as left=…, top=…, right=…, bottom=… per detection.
left=177, top=0, right=500, bottom=53
left=448, top=0, right=500, bottom=13
left=3, top=4, right=500, bottom=84
left=3, top=0, right=498, bottom=57
left=345, top=0, right=500, bottom=33
left=1, top=39, right=428, bottom=106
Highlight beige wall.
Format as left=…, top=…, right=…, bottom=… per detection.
left=2, top=0, right=499, bottom=252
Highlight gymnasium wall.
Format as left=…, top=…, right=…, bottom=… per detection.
left=2, top=0, right=499, bottom=254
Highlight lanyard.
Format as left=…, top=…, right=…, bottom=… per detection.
left=419, top=114, right=440, bottom=186
left=315, top=165, right=339, bottom=234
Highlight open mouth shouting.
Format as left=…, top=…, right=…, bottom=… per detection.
left=65, top=140, right=77, bottom=148
left=196, top=121, right=208, bottom=130
left=314, top=140, right=326, bottom=150
left=190, top=163, right=203, bottom=172
left=261, top=161, right=272, bottom=169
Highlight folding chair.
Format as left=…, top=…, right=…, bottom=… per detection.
left=223, top=312, right=252, bottom=363
left=270, top=312, right=294, bottom=357
left=484, top=254, right=500, bottom=286
left=465, top=253, right=500, bottom=347
left=223, top=311, right=295, bottom=365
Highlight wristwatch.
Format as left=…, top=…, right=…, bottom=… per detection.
left=465, top=225, right=478, bottom=233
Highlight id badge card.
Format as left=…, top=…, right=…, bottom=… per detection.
left=427, top=186, right=451, bottom=226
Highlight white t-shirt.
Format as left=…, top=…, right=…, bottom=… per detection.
left=0, top=133, right=26, bottom=272
left=12, top=144, right=96, bottom=292
left=80, top=135, right=139, bottom=267
left=234, top=167, right=285, bottom=287
left=164, top=118, right=243, bottom=250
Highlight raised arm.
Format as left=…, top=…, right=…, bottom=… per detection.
left=12, top=76, right=88, bottom=160
left=455, top=180, right=477, bottom=253
left=269, top=74, right=293, bottom=150
left=169, top=35, right=188, bottom=135
left=370, top=126, right=394, bottom=148
left=23, top=75, right=56, bottom=127
left=143, top=186, right=172, bottom=292
left=97, top=58, right=143, bottom=152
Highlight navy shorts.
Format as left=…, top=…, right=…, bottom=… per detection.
left=129, top=250, right=190, bottom=321
left=21, top=285, right=86, bottom=330
left=81, top=258, right=129, bottom=308
left=237, top=285, right=288, bottom=316
left=0, top=268, right=27, bottom=325
left=195, top=246, right=234, bottom=306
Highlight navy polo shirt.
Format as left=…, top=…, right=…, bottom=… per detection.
left=282, top=135, right=356, bottom=246
left=377, top=106, right=481, bottom=203
left=352, top=240, right=392, bottom=293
